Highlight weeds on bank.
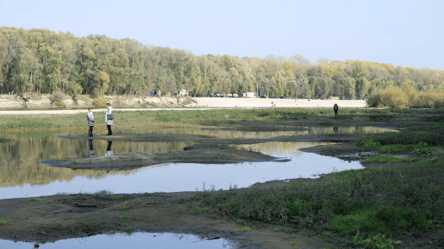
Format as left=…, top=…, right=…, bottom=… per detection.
left=28, top=198, right=41, bottom=202
left=0, top=220, right=9, bottom=225
left=237, top=226, right=251, bottom=232
left=190, top=151, right=444, bottom=248
left=364, top=155, right=409, bottom=163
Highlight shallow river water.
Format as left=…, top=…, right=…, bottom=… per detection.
left=0, top=126, right=394, bottom=248
left=0, top=232, right=234, bottom=249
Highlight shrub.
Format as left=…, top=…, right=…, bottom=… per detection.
left=359, top=138, right=381, bottom=149
left=287, top=199, right=312, bottom=216
left=49, top=89, right=67, bottom=108
left=92, top=98, right=107, bottom=108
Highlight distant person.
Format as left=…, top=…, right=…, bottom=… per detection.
left=105, top=141, right=113, bottom=156
left=87, top=139, right=95, bottom=157
left=105, top=103, right=114, bottom=135
left=87, top=108, right=95, bottom=137
left=333, top=103, right=339, bottom=117
left=334, top=126, right=339, bottom=134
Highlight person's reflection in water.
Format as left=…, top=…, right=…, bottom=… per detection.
left=87, top=139, right=95, bottom=157
left=105, top=140, right=113, bottom=156
left=333, top=126, right=339, bottom=134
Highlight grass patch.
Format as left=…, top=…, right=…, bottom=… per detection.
left=273, top=226, right=282, bottom=232
left=359, top=138, right=381, bottom=149
left=237, top=226, right=251, bottom=232
left=120, top=205, right=130, bottom=211
left=365, top=155, right=409, bottom=163
left=194, top=207, right=210, bottom=214
left=328, top=206, right=432, bottom=235
left=110, top=196, right=119, bottom=200
left=236, top=219, right=244, bottom=224
left=117, top=215, right=131, bottom=220
left=46, top=200, right=53, bottom=204
left=377, top=144, right=407, bottom=153
left=322, top=231, right=332, bottom=237
left=0, top=220, right=9, bottom=225
left=28, top=198, right=41, bottom=202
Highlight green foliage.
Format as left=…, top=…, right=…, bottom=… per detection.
left=237, top=226, right=251, bottom=232
left=353, top=234, right=402, bottom=249
left=322, top=231, right=332, bottom=237
left=236, top=219, right=244, bottom=224
left=365, top=155, right=409, bottom=163
left=0, top=220, right=9, bottom=225
left=328, top=206, right=431, bottom=235
left=287, top=199, right=312, bottom=216
left=273, top=226, right=282, bottom=232
left=120, top=205, right=130, bottom=211
left=377, top=144, right=407, bottom=153
left=2, top=27, right=444, bottom=100
left=122, top=226, right=134, bottom=233
left=359, top=138, right=381, bottom=149
left=28, top=198, right=41, bottom=202
left=194, top=207, right=210, bottom=214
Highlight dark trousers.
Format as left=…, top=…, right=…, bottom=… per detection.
left=88, top=126, right=94, bottom=136
left=107, top=125, right=112, bottom=135
left=334, top=111, right=338, bottom=116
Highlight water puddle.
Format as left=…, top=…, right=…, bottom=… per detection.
left=0, top=232, right=234, bottom=249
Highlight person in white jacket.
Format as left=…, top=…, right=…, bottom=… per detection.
left=87, top=108, right=95, bottom=137
left=105, top=103, right=114, bottom=135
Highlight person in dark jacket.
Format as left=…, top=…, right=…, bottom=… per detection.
left=333, top=103, right=339, bottom=116
left=87, top=108, right=95, bottom=137
left=105, top=103, right=113, bottom=135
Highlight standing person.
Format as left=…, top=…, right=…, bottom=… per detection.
left=105, top=103, right=114, bottom=135
left=87, top=108, right=95, bottom=137
left=333, top=103, right=339, bottom=117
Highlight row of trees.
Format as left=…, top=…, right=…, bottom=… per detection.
left=1, top=27, right=444, bottom=99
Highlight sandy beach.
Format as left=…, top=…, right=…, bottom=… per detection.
left=0, top=95, right=367, bottom=115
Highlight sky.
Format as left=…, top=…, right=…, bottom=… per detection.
left=1, top=0, right=443, bottom=70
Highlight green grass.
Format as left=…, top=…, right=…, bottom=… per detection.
left=237, top=226, right=251, bottom=232
left=365, top=155, right=409, bottom=163
left=0, top=220, right=8, bottom=225
left=117, top=215, right=131, bottom=220
left=110, top=196, right=119, bottom=200
left=328, top=206, right=432, bottom=235
left=28, top=198, right=41, bottom=202
left=236, top=219, right=244, bottom=224
left=377, top=144, right=407, bottom=153
left=193, top=207, right=210, bottom=213
left=359, top=138, right=381, bottom=148
left=46, top=200, right=53, bottom=204
left=322, top=231, right=332, bottom=237
left=120, top=205, right=130, bottom=211
left=273, top=226, right=282, bottom=232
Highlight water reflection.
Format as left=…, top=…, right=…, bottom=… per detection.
left=105, top=141, right=113, bottom=156
left=0, top=139, right=363, bottom=199
left=0, top=127, right=391, bottom=199
left=0, top=232, right=234, bottom=249
left=87, top=140, right=95, bottom=157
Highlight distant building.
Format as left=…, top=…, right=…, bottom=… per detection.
left=243, top=92, right=255, bottom=98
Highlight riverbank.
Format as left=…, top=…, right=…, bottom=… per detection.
left=1, top=108, right=443, bottom=248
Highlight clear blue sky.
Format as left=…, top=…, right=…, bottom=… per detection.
left=1, top=0, right=443, bottom=70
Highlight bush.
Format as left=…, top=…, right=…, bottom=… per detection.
left=49, top=89, right=67, bottom=108
left=92, top=98, right=107, bottom=108
left=360, top=138, right=381, bottom=149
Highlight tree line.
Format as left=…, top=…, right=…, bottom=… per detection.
left=1, top=26, right=443, bottom=99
